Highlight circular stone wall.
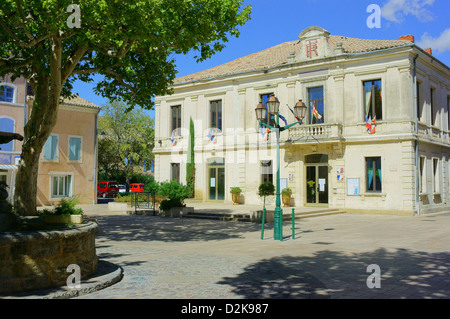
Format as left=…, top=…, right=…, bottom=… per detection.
left=0, top=221, right=98, bottom=295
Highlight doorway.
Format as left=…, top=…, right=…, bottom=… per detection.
left=305, top=154, right=329, bottom=206
left=207, top=158, right=225, bottom=201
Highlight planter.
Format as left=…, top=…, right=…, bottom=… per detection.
left=159, top=206, right=193, bottom=218
left=43, top=214, right=83, bottom=225
left=282, top=194, right=291, bottom=207
left=232, top=193, right=240, bottom=205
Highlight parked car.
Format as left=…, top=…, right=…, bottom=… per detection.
left=129, top=183, right=144, bottom=193
left=118, top=184, right=127, bottom=193
left=97, top=181, right=119, bottom=198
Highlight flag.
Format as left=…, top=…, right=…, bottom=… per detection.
left=171, top=131, right=177, bottom=146
left=365, top=116, right=376, bottom=135
left=260, top=126, right=269, bottom=141
left=312, top=101, right=322, bottom=120
left=278, top=114, right=288, bottom=126
left=287, top=104, right=301, bottom=121
left=208, top=128, right=218, bottom=144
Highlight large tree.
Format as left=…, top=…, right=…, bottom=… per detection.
left=0, top=0, right=251, bottom=216
left=98, top=100, right=154, bottom=186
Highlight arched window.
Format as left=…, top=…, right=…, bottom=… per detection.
left=0, top=117, right=15, bottom=152
left=0, top=85, right=15, bottom=103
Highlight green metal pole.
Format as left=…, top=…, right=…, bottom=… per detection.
left=292, top=208, right=295, bottom=239
left=261, top=207, right=266, bottom=240
left=274, top=113, right=283, bottom=241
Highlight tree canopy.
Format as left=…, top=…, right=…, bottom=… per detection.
left=0, top=0, right=251, bottom=216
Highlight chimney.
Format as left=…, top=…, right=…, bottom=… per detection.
left=398, top=35, right=415, bottom=43
left=424, top=48, right=432, bottom=55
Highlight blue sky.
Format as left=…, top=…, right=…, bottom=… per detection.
left=73, top=0, right=450, bottom=116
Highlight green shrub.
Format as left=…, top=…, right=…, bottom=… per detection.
left=258, top=182, right=275, bottom=209
left=281, top=188, right=292, bottom=196
left=40, top=198, right=83, bottom=216
left=230, top=187, right=242, bottom=194
left=158, top=180, right=189, bottom=208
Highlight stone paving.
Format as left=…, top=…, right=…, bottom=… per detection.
left=72, top=204, right=450, bottom=299
left=3, top=204, right=450, bottom=299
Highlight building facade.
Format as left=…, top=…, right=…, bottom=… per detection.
left=0, top=76, right=101, bottom=205
left=154, top=26, right=450, bottom=215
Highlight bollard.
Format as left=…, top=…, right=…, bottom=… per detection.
left=292, top=208, right=295, bottom=239
left=261, top=207, right=266, bottom=240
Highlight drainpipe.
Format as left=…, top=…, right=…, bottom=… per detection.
left=413, top=53, right=419, bottom=216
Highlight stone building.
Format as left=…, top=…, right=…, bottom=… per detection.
left=0, top=76, right=101, bottom=205
left=153, top=26, right=450, bottom=215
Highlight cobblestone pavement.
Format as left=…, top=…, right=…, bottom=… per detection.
left=74, top=205, right=450, bottom=299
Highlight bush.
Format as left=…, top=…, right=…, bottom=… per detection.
left=40, top=198, right=83, bottom=216
left=281, top=188, right=292, bottom=196
left=230, top=187, right=242, bottom=194
left=258, top=182, right=275, bottom=209
left=158, top=180, right=189, bottom=208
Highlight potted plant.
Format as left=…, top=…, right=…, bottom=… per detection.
left=230, top=187, right=242, bottom=205
left=281, top=188, right=292, bottom=207
left=158, top=180, right=192, bottom=217
left=40, top=198, right=84, bottom=225
left=258, top=182, right=275, bottom=210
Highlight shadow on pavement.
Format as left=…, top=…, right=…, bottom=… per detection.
left=218, top=249, right=450, bottom=299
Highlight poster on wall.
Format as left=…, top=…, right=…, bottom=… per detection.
left=280, top=178, right=288, bottom=191
left=347, top=178, right=360, bottom=195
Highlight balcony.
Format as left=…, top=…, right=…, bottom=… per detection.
left=288, top=123, right=343, bottom=143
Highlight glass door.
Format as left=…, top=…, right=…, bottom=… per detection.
left=208, top=158, right=225, bottom=201
left=305, top=165, right=328, bottom=205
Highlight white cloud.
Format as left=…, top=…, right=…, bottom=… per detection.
left=417, top=28, right=450, bottom=53
left=381, top=0, right=435, bottom=23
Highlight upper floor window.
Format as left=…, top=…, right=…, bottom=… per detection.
left=430, top=87, right=437, bottom=127
left=416, top=81, right=423, bottom=121
left=308, top=86, right=324, bottom=124
left=0, top=117, right=15, bottom=152
left=366, top=157, right=382, bottom=192
left=210, top=100, right=222, bottom=131
left=260, top=93, right=276, bottom=127
left=68, top=136, right=82, bottom=162
left=364, top=80, right=382, bottom=121
left=43, top=135, right=58, bottom=161
left=171, top=105, right=181, bottom=134
left=0, top=85, right=14, bottom=103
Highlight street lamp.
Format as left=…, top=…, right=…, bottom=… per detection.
left=255, top=95, right=306, bottom=241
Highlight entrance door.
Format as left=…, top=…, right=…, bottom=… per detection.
left=305, top=154, right=329, bottom=206
left=207, top=158, right=225, bottom=201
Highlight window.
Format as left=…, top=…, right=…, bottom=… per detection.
left=364, top=80, right=382, bottom=121
left=43, top=135, right=58, bottom=161
left=0, top=85, right=14, bottom=103
left=419, top=156, right=426, bottom=194
left=308, top=86, right=324, bottom=124
left=260, top=93, right=276, bottom=127
left=416, top=81, right=422, bottom=120
left=171, top=105, right=181, bottom=133
left=171, top=163, right=180, bottom=183
left=210, top=100, right=222, bottom=131
left=430, top=88, right=436, bottom=126
left=68, top=137, right=82, bottom=162
left=0, top=117, right=15, bottom=152
left=433, top=158, right=439, bottom=193
left=366, top=157, right=382, bottom=192
left=261, top=160, right=273, bottom=184
left=51, top=174, right=73, bottom=198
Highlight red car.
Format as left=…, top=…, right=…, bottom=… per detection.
left=129, top=183, right=144, bottom=193
left=97, top=181, right=119, bottom=198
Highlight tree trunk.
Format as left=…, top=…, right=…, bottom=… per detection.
left=14, top=76, right=60, bottom=216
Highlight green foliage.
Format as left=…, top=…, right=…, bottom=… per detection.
left=144, top=180, right=160, bottom=195
left=281, top=188, right=292, bottom=196
left=158, top=180, right=189, bottom=208
left=230, top=187, right=242, bottom=194
left=258, top=182, right=275, bottom=197
left=186, top=117, right=195, bottom=198
left=258, top=182, right=275, bottom=209
left=40, top=198, right=83, bottom=216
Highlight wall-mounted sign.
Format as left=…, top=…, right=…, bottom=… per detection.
left=347, top=178, right=360, bottom=195
left=289, top=173, right=294, bottom=181
left=337, top=168, right=344, bottom=181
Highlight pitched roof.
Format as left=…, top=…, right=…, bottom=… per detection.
left=60, top=95, right=101, bottom=110
left=174, top=35, right=413, bottom=84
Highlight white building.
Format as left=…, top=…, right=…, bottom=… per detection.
left=154, top=26, right=450, bottom=215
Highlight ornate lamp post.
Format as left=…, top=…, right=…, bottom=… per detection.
left=255, top=95, right=307, bottom=241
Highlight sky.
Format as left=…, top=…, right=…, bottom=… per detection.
left=72, top=0, right=450, bottom=117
